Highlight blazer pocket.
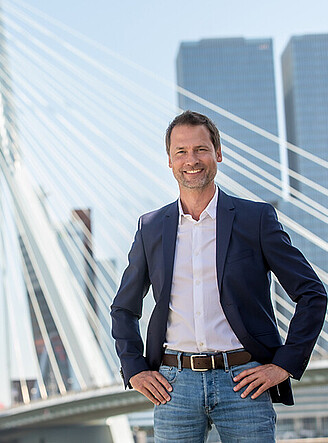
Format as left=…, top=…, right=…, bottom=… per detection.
left=226, top=249, right=254, bottom=264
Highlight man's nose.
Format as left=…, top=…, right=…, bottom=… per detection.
left=185, top=151, right=199, bottom=165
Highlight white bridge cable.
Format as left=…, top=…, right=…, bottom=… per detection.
left=5, top=0, right=328, bottom=174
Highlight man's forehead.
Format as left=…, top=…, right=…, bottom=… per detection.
left=170, top=124, right=212, bottom=143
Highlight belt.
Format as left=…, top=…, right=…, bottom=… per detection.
left=162, top=350, right=252, bottom=371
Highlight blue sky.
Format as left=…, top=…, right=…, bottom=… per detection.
left=14, top=0, right=328, bottom=85
left=8, top=0, right=327, bottom=137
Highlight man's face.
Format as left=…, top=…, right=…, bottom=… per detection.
left=168, top=124, right=222, bottom=191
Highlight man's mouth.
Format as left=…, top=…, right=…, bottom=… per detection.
left=184, top=169, right=203, bottom=174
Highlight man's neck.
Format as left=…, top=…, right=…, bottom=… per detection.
left=179, top=184, right=216, bottom=221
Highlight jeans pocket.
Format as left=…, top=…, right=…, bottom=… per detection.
left=159, top=365, right=178, bottom=384
left=229, top=360, right=262, bottom=380
left=230, top=361, right=272, bottom=401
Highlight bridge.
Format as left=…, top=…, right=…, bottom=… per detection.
left=0, top=0, right=327, bottom=442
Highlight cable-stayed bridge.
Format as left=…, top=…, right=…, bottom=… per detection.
left=0, top=1, right=327, bottom=441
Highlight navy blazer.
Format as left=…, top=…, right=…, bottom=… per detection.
left=111, top=189, right=327, bottom=405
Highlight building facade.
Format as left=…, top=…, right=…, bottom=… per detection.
left=281, top=34, right=328, bottom=273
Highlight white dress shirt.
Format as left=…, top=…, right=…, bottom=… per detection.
left=164, top=187, right=242, bottom=353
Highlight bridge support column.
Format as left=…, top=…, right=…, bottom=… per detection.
left=106, top=414, right=134, bottom=443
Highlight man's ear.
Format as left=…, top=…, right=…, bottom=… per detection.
left=168, top=155, right=172, bottom=168
left=216, top=148, right=222, bottom=163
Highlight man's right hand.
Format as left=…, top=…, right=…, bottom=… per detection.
left=130, top=370, right=172, bottom=406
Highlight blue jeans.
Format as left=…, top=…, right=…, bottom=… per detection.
left=154, top=350, right=276, bottom=442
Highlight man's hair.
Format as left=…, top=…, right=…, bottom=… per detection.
left=165, top=110, right=221, bottom=155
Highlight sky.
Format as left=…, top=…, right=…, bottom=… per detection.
left=11, top=0, right=327, bottom=85
left=6, top=0, right=327, bottom=141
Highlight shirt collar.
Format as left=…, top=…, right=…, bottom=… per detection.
left=178, top=186, right=218, bottom=223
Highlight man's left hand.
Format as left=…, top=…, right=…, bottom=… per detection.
left=233, top=363, right=290, bottom=399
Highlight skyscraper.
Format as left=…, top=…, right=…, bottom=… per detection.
left=282, top=34, right=328, bottom=196
left=176, top=37, right=280, bottom=204
left=281, top=34, right=328, bottom=272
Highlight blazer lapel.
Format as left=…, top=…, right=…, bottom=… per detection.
left=216, top=189, right=235, bottom=293
left=161, top=201, right=179, bottom=302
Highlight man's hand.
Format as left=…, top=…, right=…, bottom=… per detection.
left=130, top=370, right=172, bottom=406
left=233, top=363, right=290, bottom=400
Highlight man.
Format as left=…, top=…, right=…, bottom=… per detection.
left=111, top=111, right=327, bottom=442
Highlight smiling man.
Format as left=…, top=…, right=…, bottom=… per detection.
left=111, top=111, right=327, bottom=442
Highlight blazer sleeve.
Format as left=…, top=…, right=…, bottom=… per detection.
left=259, top=204, right=327, bottom=380
left=111, top=217, right=151, bottom=387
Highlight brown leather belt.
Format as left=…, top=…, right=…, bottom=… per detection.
left=162, top=350, right=252, bottom=371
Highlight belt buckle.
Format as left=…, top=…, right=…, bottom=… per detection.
left=190, top=354, right=215, bottom=371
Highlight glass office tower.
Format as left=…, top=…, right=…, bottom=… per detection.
left=176, top=38, right=280, bottom=204
left=281, top=34, right=328, bottom=272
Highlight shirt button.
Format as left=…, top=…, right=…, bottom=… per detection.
left=195, top=251, right=199, bottom=256
left=195, top=280, right=200, bottom=286
left=199, top=342, right=204, bottom=347
left=196, top=311, right=200, bottom=316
